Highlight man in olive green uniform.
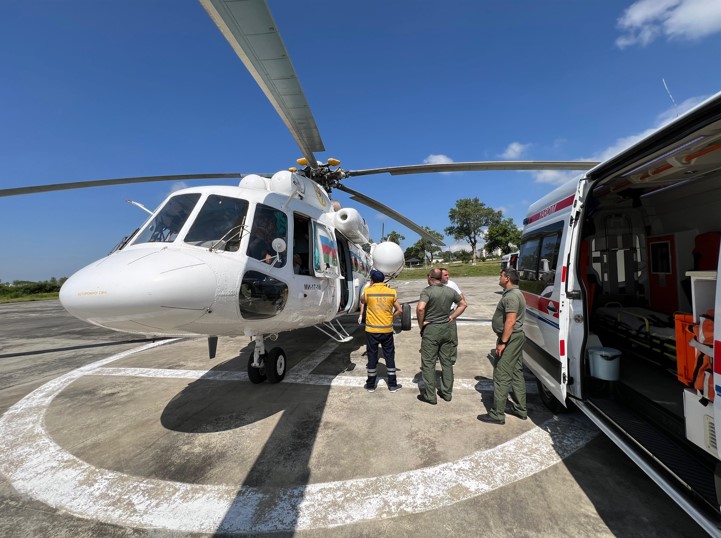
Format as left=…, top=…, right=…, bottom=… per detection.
left=478, top=267, right=527, bottom=424
left=416, top=268, right=468, bottom=404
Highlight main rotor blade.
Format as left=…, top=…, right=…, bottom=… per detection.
left=346, top=161, right=600, bottom=177
left=0, top=174, right=242, bottom=197
left=200, top=0, right=324, bottom=168
left=335, top=184, right=446, bottom=247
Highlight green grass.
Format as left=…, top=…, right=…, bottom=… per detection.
left=0, top=292, right=59, bottom=304
left=399, top=260, right=502, bottom=280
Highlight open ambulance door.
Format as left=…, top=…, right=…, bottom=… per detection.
left=557, top=177, right=594, bottom=404
left=712, top=257, right=721, bottom=461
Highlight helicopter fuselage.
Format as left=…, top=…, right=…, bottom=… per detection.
left=59, top=172, right=395, bottom=338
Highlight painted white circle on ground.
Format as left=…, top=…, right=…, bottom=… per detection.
left=0, top=339, right=597, bottom=533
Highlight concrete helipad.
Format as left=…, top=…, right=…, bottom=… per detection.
left=0, top=277, right=705, bottom=536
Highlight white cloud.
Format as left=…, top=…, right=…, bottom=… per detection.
left=423, top=154, right=454, bottom=165
left=655, top=94, right=708, bottom=125
left=501, top=142, right=531, bottom=159
left=531, top=94, right=710, bottom=186
left=616, top=0, right=721, bottom=48
left=532, top=169, right=581, bottom=186
left=591, top=94, right=709, bottom=161
left=169, top=181, right=189, bottom=193
left=449, top=241, right=472, bottom=253
left=423, top=154, right=455, bottom=175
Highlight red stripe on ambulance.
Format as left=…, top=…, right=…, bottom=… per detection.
left=521, top=290, right=559, bottom=319
left=527, top=194, right=575, bottom=224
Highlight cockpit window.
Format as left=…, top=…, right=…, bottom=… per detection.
left=132, top=193, right=200, bottom=245
left=247, top=204, right=288, bottom=267
left=185, top=195, right=249, bottom=251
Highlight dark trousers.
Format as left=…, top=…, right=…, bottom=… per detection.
left=366, top=332, right=397, bottom=385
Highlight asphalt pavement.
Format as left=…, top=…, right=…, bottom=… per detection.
left=0, top=276, right=706, bottom=537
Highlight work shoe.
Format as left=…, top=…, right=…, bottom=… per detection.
left=364, top=381, right=376, bottom=393
left=388, top=384, right=402, bottom=393
left=417, top=394, right=437, bottom=405
left=437, top=391, right=452, bottom=402
left=506, top=408, right=527, bottom=420
left=477, top=414, right=505, bottom=425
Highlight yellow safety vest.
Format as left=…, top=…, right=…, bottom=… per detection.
left=363, top=283, right=396, bottom=334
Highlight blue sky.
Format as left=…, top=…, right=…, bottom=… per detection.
left=1, top=0, right=720, bottom=282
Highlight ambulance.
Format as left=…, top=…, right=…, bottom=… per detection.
left=500, top=251, right=519, bottom=271
left=521, top=91, right=721, bottom=534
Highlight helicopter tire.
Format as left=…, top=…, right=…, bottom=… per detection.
left=265, top=347, right=287, bottom=384
left=247, top=355, right=267, bottom=384
left=401, top=303, right=412, bottom=331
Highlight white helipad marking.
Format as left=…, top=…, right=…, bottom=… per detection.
left=90, top=366, right=538, bottom=393
left=0, top=338, right=597, bottom=533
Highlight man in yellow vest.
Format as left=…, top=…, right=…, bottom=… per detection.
left=361, top=269, right=403, bottom=392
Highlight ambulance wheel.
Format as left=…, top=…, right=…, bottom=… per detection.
left=265, top=347, right=287, bottom=384
left=537, top=378, right=565, bottom=413
left=247, top=356, right=267, bottom=384
left=401, top=303, right=412, bottom=331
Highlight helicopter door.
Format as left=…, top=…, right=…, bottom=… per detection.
left=292, top=213, right=312, bottom=275
left=335, top=232, right=353, bottom=311
left=311, top=222, right=340, bottom=277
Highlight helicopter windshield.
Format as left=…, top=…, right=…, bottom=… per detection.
left=184, top=195, right=249, bottom=251
left=132, top=193, right=200, bottom=245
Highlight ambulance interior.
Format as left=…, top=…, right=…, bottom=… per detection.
left=578, top=120, right=721, bottom=510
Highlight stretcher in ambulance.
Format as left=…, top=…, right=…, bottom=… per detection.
left=521, top=91, right=721, bottom=535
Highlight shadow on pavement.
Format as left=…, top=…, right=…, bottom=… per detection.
left=159, top=322, right=364, bottom=534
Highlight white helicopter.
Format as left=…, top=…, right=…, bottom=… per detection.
left=0, top=0, right=596, bottom=384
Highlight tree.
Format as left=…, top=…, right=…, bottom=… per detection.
left=445, top=198, right=501, bottom=264
left=408, top=227, right=444, bottom=266
left=485, top=217, right=522, bottom=255
left=452, top=249, right=473, bottom=263
left=403, top=246, right=422, bottom=264
left=385, top=230, right=405, bottom=245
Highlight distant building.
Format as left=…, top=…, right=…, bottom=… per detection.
left=477, top=247, right=502, bottom=258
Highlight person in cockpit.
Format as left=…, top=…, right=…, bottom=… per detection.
left=248, top=212, right=278, bottom=264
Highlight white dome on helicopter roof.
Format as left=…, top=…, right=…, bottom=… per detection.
left=269, top=170, right=332, bottom=211
left=239, top=174, right=269, bottom=190
left=269, top=170, right=294, bottom=194
left=372, top=241, right=405, bottom=279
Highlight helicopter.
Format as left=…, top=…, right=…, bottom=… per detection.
left=0, top=0, right=597, bottom=384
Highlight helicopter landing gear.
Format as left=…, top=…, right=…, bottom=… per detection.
left=265, top=347, right=286, bottom=383
left=248, top=335, right=286, bottom=384
left=247, top=355, right=267, bottom=384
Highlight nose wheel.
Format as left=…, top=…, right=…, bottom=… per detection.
left=247, top=346, right=286, bottom=384
left=265, top=347, right=287, bottom=383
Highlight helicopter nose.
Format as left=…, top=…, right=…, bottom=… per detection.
left=60, top=248, right=217, bottom=334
